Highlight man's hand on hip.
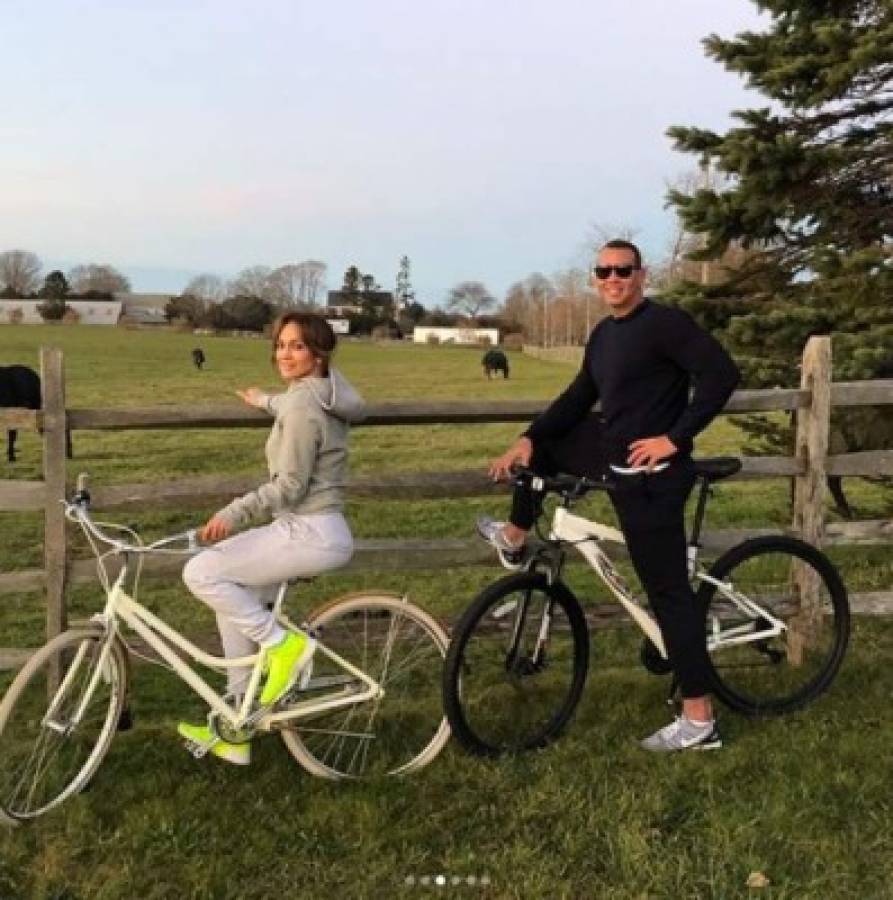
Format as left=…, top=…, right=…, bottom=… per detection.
left=488, top=437, right=533, bottom=481
left=627, top=435, right=678, bottom=470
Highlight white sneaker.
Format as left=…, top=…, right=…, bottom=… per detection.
left=639, top=716, right=722, bottom=752
left=476, top=516, right=526, bottom=570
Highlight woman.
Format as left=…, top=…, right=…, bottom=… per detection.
left=179, top=312, right=366, bottom=765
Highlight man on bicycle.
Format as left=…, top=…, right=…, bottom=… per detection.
left=479, top=239, right=740, bottom=751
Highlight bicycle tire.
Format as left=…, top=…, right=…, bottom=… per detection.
left=0, top=627, right=129, bottom=825
left=443, top=572, right=589, bottom=757
left=698, top=535, right=849, bottom=716
left=280, top=592, right=450, bottom=779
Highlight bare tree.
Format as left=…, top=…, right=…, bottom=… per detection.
left=268, top=261, right=327, bottom=307
left=552, top=267, right=602, bottom=345
left=503, top=281, right=530, bottom=332
left=0, top=249, right=41, bottom=296
left=297, top=260, right=326, bottom=306
left=446, top=281, right=496, bottom=319
left=267, top=265, right=302, bottom=307
left=67, top=263, right=131, bottom=294
left=653, top=166, right=746, bottom=292
left=228, top=265, right=273, bottom=300
left=502, top=274, right=554, bottom=344
left=583, top=221, right=640, bottom=259
left=183, top=273, right=227, bottom=303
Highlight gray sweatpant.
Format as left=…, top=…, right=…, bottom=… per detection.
left=183, top=512, right=353, bottom=694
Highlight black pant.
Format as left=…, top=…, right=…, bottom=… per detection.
left=510, top=416, right=711, bottom=699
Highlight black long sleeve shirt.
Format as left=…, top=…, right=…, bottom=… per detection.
left=525, top=299, right=740, bottom=462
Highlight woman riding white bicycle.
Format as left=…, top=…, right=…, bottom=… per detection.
left=179, top=312, right=365, bottom=765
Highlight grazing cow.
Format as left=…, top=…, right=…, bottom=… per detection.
left=827, top=406, right=892, bottom=519
left=0, top=365, right=73, bottom=462
left=192, top=348, right=206, bottom=370
left=786, top=406, right=892, bottom=519
left=482, top=349, right=509, bottom=379
left=0, top=365, right=42, bottom=462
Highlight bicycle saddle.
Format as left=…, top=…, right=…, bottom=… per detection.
left=692, top=457, right=742, bottom=482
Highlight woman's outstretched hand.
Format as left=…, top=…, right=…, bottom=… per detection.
left=236, top=387, right=267, bottom=409
left=200, top=515, right=232, bottom=543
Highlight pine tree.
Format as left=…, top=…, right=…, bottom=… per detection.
left=395, top=255, right=415, bottom=316
left=666, top=0, right=892, bottom=386
left=37, top=270, right=71, bottom=320
left=665, top=0, right=893, bottom=479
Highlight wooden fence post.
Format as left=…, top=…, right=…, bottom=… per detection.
left=790, top=335, right=832, bottom=661
left=41, top=347, right=68, bottom=644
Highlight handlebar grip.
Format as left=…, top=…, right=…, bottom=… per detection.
left=74, top=472, right=91, bottom=507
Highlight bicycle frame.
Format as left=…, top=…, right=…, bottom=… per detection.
left=551, top=506, right=668, bottom=657
left=55, top=483, right=390, bottom=745
left=549, top=506, right=789, bottom=658
left=91, top=562, right=383, bottom=734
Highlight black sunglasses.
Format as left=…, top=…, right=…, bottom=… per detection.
left=592, top=264, right=639, bottom=280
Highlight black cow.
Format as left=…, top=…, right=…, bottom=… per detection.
left=0, top=365, right=73, bottom=462
left=827, top=406, right=892, bottom=519
left=1, top=365, right=42, bottom=462
left=482, top=349, right=509, bottom=379
left=192, top=348, right=206, bottom=370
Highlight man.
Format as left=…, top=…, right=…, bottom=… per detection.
left=478, top=239, right=740, bottom=752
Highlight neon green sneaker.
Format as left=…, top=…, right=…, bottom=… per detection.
left=259, top=631, right=316, bottom=706
left=177, top=722, right=251, bottom=766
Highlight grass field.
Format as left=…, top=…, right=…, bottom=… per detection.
left=1, top=324, right=892, bottom=899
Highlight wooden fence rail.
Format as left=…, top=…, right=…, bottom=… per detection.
left=1, top=336, right=892, bottom=670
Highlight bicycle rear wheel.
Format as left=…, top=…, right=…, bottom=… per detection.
left=280, top=592, right=450, bottom=779
left=698, top=536, right=849, bottom=716
left=0, top=627, right=129, bottom=825
left=443, top=572, right=589, bottom=757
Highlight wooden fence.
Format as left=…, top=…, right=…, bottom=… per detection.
left=1, top=336, right=891, bottom=669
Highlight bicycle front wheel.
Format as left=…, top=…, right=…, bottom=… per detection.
left=443, top=572, right=589, bottom=757
left=698, top=536, right=849, bottom=716
left=0, top=627, right=129, bottom=825
left=280, top=592, right=450, bottom=779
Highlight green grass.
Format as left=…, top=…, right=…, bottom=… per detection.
left=1, top=324, right=892, bottom=899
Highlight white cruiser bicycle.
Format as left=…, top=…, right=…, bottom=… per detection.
left=0, top=475, right=450, bottom=825
left=443, top=459, right=850, bottom=756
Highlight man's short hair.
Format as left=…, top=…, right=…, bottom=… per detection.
left=601, top=239, right=642, bottom=269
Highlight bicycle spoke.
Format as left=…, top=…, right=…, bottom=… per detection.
left=700, top=538, right=848, bottom=715
left=444, top=574, right=589, bottom=756
left=283, top=596, right=448, bottom=778
left=0, top=631, right=126, bottom=820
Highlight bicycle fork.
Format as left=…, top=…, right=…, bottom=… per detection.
left=502, top=589, right=551, bottom=674
left=42, top=631, right=118, bottom=737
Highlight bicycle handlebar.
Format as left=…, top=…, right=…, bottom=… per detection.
left=66, top=471, right=200, bottom=556
left=508, top=461, right=670, bottom=498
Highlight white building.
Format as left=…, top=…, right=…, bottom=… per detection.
left=412, top=326, right=499, bottom=346
left=0, top=299, right=122, bottom=325
left=114, top=293, right=171, bottom=324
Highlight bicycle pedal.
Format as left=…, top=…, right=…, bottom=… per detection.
left=184, top=738, right=213, bottom=759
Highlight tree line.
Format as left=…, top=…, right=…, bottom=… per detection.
left=0, top=253, right=133, bottom=321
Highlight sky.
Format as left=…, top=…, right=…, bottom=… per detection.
left=1, top=0, right=767, bottom=306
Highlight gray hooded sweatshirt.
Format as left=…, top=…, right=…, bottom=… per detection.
left=216, top=369, right=366, bottom=529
